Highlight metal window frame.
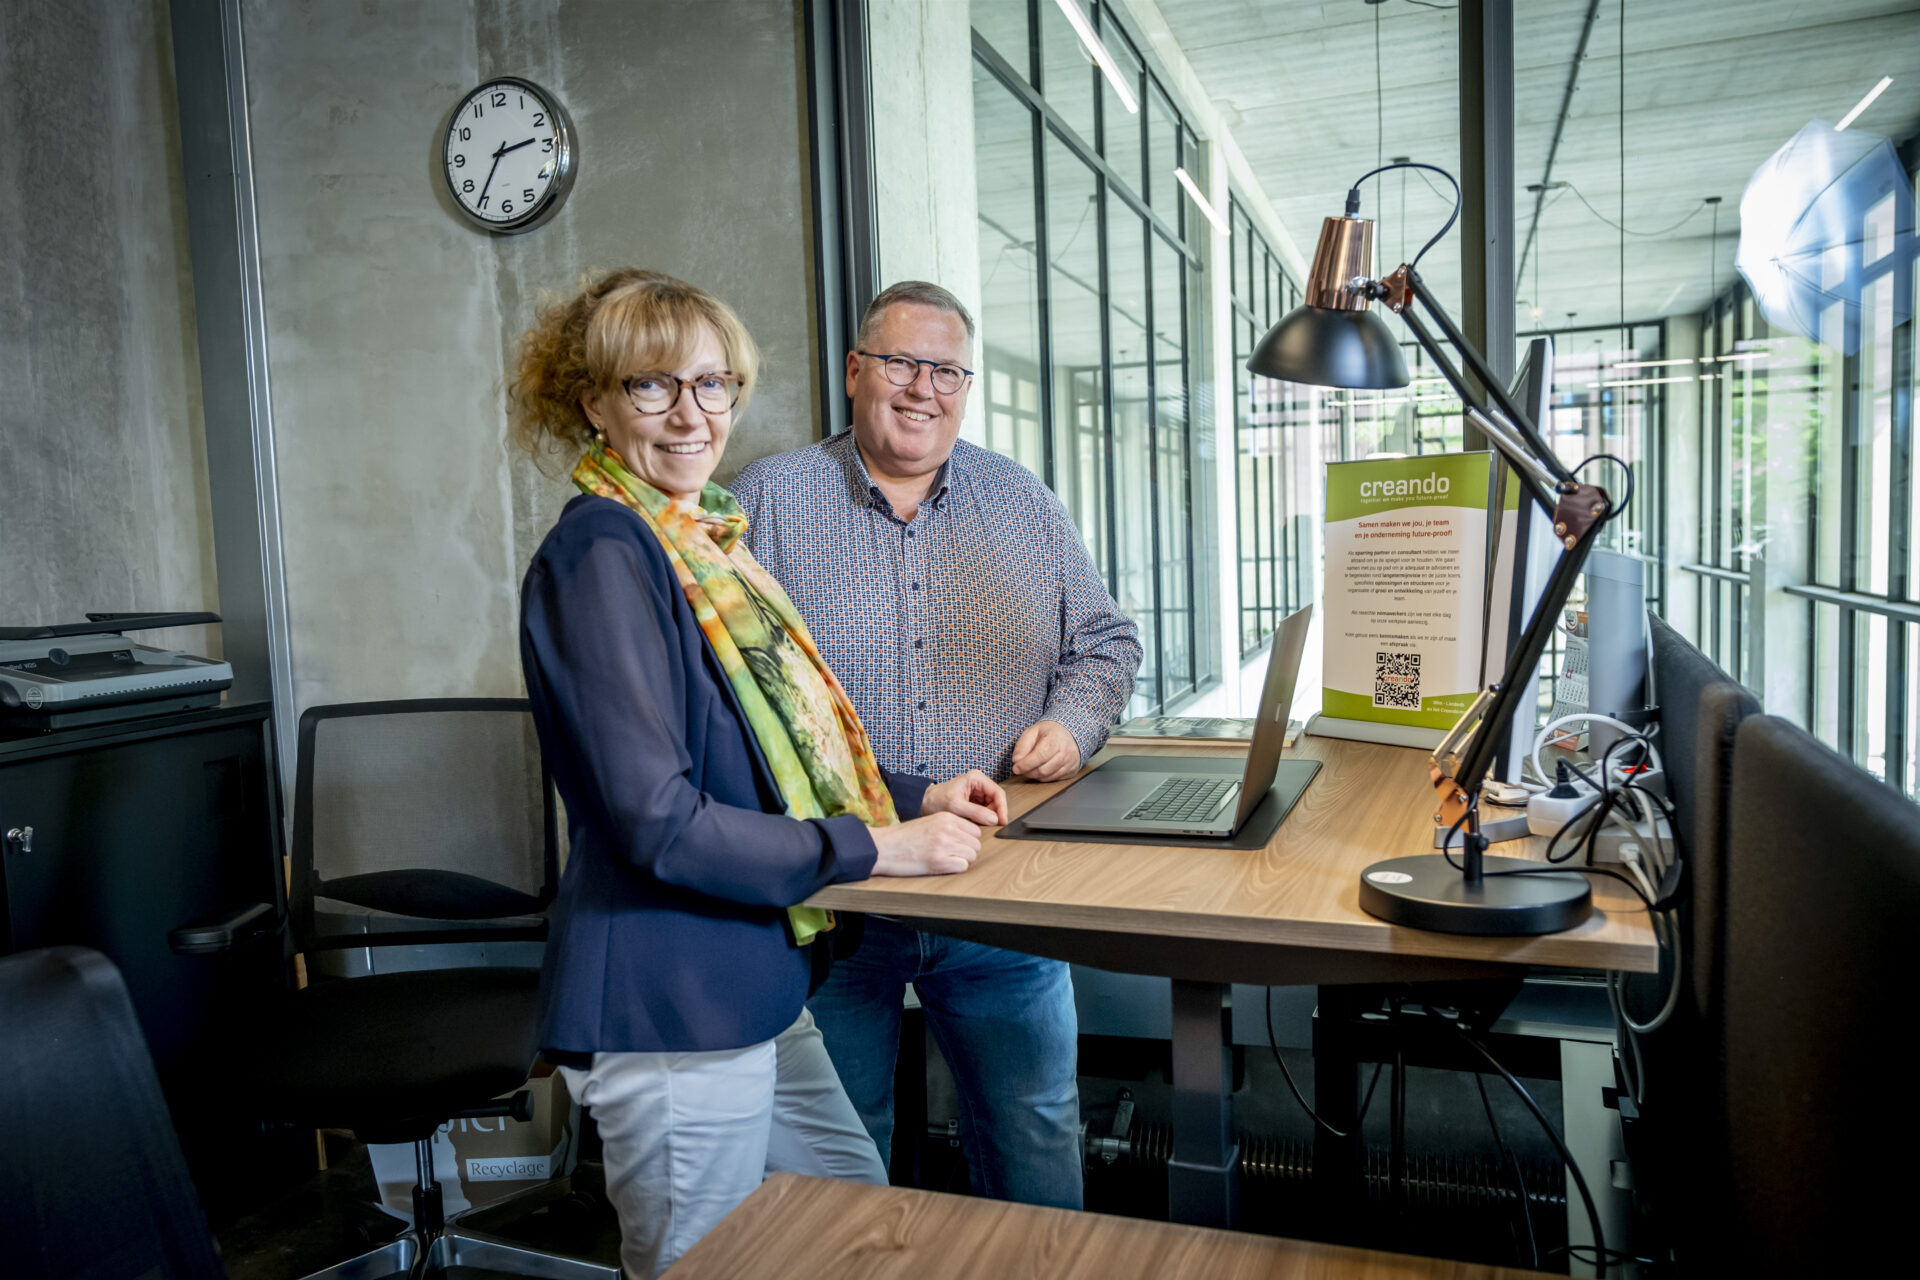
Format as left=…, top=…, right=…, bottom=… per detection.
left=1226, top=195, right=1301, bottom=660
left=803, top=0, right=879, bottom=440
left=971, top=3, right=1211, bottom=713
left=1684, top=145, right=1918, bottom=791
left=169, top=0, right=297, bottom=801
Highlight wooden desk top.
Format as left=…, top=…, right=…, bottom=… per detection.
left=662, top=1174, right=1555, bottom=1279
left=809, top=736, right=1656, bottom=975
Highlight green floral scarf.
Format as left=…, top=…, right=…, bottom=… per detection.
left=573, top=443, right=898, bottom=944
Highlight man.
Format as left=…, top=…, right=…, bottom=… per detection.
left=730, top=280, right=1141, bottom=1209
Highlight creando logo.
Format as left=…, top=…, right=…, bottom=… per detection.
left=1359, top=473, right=1450, bottom=499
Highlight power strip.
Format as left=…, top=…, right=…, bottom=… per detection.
left=1528, top=784, right=1601, bottom=838
left=1586, top=809, right=1675, bottom=866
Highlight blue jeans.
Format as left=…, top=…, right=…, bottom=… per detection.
left=807, top=916, right=1083, bottom=1209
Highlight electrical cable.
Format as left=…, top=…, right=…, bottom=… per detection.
left=1609, top=975, right=1648, bottom=1106
left=1435, top=1014, right=1609, bottom=1278
left=1345, top=162, right=1460, bottom=273
left=1549, top=181, right=1711, bottom=239
left=1552, top=1244, right=1647, bottom=1268
left=1475, top=1072, right=1539, bottom=1269
left=1575, top=450, right=1636, bottom=520
left=1265, top=986, right=1382, bottom=1139
left=1374, top=1, right=1383, bottom=176
left=1359, top=1059, right=1385, bottom=1125
left=1531, top=713, right=1660, bottom=794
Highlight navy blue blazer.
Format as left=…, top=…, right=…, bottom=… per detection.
left=520, top=493, right=929, bottom=1055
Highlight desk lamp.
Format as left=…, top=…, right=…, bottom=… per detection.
left=1250, top=162, right=1612, bottom=935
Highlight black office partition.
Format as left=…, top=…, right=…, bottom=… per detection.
left=1648, top=613, right=1760, bottom=1016
left=1719, top=714, right=1920, bottom=1271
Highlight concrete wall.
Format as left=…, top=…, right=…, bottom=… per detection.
left=0, top=1, right=220, bottom=659
left=238, top=0, right=820, bottom=708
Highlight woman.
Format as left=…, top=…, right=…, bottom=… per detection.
left=510, top=269, right=1007, bottom=1279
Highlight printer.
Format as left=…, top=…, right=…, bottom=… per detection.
left=0, top=612, right=234, bottom=730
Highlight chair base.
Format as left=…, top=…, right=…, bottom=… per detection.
left=297, top=1228, right=619, bottom=1280
left=297, top=1175, right=620, bottom=1280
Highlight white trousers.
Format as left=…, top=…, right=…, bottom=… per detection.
left=555, top=1008, right=887, bottom=1279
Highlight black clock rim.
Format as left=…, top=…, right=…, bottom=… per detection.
left=441, top=76, right=576, bottom=236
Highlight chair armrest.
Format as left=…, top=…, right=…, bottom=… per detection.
left=169, top=902, right=277, bottom=954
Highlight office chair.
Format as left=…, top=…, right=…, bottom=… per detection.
left=1, top=946, right=227, bottom=1280
left=1718, top=714, right=1920, bottom=1271
left=182, top=699, right=613, bottom=1279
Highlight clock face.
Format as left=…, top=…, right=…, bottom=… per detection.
left=442, top=77, right=574, bottom=232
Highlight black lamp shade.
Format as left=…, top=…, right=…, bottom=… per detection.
left=1247, top=305, right=1410, bottom=390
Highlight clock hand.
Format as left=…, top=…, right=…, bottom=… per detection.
left=477, top=141, right=507, bottom=207
left=497, top=137, right=536, bottom=157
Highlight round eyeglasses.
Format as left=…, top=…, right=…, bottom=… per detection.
left=622, top=371, right=742, bottom=416
left=856, top=350, right=974, bottom=396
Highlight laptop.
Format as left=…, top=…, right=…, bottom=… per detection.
left=1020, top=604, right=1315, bottom=838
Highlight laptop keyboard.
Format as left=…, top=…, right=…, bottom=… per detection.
left=1125, top=776, right=1239, bottom=824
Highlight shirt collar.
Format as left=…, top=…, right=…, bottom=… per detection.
left=829, top=430, right=956, bottom=515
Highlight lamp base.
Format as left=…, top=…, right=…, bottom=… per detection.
left=1358, top=854, right=1591, bottom=936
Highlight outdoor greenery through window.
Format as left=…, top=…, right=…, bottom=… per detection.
left=970, top=0, right=1215, bottom=716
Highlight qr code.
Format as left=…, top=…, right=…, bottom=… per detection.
left=1374, top=651, right=1422, bottom=710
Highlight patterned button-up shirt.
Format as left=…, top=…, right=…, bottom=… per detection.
left=730, top=431, right=1142, bottom=782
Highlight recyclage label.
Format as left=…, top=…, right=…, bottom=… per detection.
left=467, top=1154, right=553, bottom=1182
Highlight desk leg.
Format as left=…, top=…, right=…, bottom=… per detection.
left=1167, top=979, right=1239, bottom=1227
left=1312, top=986, right=1366, bottom=1239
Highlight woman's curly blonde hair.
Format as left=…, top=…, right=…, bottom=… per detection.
left=507, top=267, right=760, bottom=462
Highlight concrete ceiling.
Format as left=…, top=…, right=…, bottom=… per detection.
left=1153, top=0, right=1920, bottom=332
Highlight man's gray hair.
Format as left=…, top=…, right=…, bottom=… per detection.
left=856, top=280, right=976, bottom=350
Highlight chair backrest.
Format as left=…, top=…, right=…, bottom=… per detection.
left=0, top=947, right=225, bottom=1280
left=1719, top=714, right=1920, bottom=1270
left=1648, top=613, right=1760, bottom=1018
left=292, top=699, right=558, bottom=952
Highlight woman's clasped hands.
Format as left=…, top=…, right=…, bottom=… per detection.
left=869, top=769, right=1008, bottom=877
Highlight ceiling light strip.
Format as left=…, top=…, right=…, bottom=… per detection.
left=1053, top=0, right=1138, bottom=114
left=1835, top=76, right=1893, bottom=131
left=1174, top=167, right=1229, bottom=233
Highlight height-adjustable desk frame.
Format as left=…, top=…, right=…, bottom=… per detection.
left=809, top=736, right=1655, bottom=1229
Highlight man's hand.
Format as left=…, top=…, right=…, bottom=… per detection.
left=1010, top=719, right=1081, bottom=781
left=922, top=769, right=1009, bottom=827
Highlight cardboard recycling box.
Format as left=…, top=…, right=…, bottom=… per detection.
left=367, top=1067, right=579, bottom=1222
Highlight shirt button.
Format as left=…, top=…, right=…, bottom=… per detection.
left=911, top=582, right=921, bottom=591
left=917, top=700, right=927, bottom=710
left=918, top=763, right=929, bottom=772
left=914, top=639, right=924, bottom=649
left=906, top=529, right=916, bottom=538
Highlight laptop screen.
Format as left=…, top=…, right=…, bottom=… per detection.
left=1231, top=604, right=1313, bottom=827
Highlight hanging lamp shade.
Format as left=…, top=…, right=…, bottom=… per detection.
left=1736, top=120, right=1914, bottom=354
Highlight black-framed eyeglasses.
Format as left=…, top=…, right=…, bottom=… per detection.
left=621, top=370, right=742, bottom=415
left=855, top=351, right=974, bottom=395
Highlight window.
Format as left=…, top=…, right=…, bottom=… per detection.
left=1681, top=160, right=1918, bottom=798
left=971, top=1, right=1217, bottom=715
left=1228, top=200, right=1318, bottom=657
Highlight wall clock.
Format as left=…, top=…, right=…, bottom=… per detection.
left=441, top=76, right=575, bottom=233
